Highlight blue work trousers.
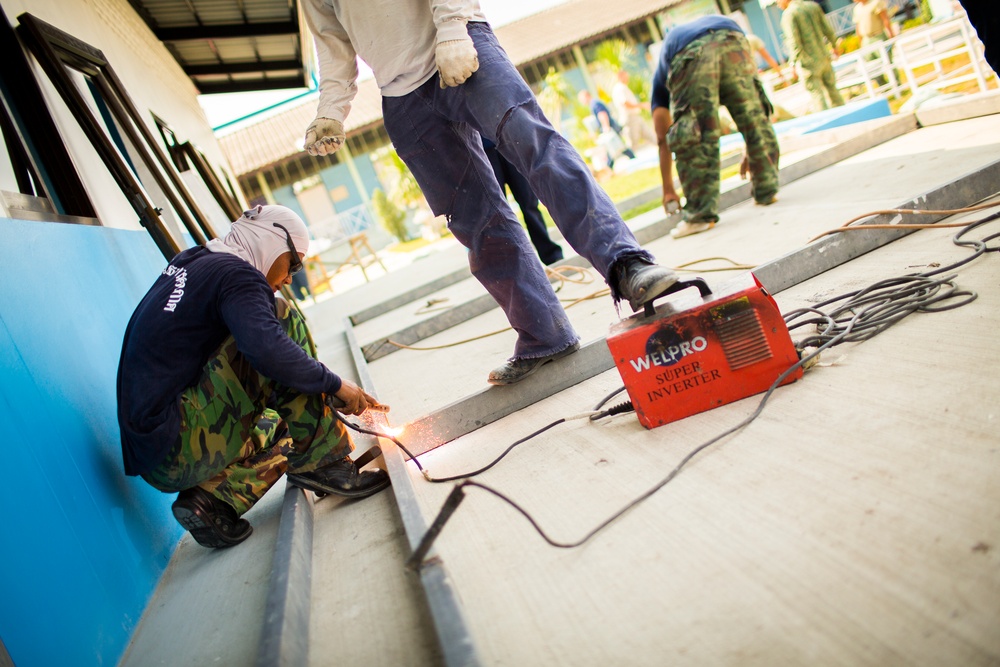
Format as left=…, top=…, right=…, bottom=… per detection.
left=382, top=22, right=651, bottom=360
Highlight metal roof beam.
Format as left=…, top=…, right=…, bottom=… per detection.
left=194, top=75, right=306, bottom=94
left=184, top=59, right=301, bottom=75
left=154, top=21, right=297, bottom=41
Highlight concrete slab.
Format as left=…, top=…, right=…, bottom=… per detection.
left=127, top=105, right=1000, bottom=667
left=916, top=89, right=1000, bottom=127
left=401, top=203, right=1000, bottom=666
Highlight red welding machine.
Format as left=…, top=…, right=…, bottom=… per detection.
left=607, top=273, right=802, bottom=429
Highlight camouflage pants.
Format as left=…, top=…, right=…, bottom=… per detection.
left=800, top=58, right=845, bottom=111
left=143, top=298, right=351, bottom=515
left=668, top=30, right=780, bottom=223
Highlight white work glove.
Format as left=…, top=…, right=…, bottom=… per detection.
left=436, top=37, right=479, bottom=87
left=303, top=117, right=345, bottom=156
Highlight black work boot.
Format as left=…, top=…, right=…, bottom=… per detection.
left=487, top=342, right=580, bottom=385
left=172, top=487, right=252, bottom=549
left=287, top=459, right=390, bottom=499
left=616, top=258, right=678, bottom=312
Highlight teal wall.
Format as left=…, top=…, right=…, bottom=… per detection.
left=270, top=184, right=307, bottom=220
left=0, top=218, right=181, bottom=666
left=319, top=162, right=363, bottom=211
left=317, top=156, right=382, bottom=213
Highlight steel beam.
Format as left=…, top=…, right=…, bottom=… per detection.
left=343, top=318, right=482, bottom=667
left=256, top=486, right=315, bottom=667
left=755, top=157, right=1000, bottom=293
left=361, top=255, right=591, bottom=362
left=401, top=339, right=613, bottom=458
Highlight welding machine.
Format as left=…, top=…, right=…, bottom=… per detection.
left=607, top=273, right=802, bottom=429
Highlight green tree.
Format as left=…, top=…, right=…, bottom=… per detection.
left=537, top=66, right=576, bottom=133
left=371, top=188, right=410, bottom=243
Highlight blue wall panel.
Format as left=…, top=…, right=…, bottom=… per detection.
left=0, top=218, right=182, bottom=666
left=319, top=162, right=362, bottom=211
left=269, top=185, right=307, bottom=221
left=353, top=154, right=382, bottom=199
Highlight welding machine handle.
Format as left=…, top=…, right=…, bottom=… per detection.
left=644, top=277, right=713, bottom=317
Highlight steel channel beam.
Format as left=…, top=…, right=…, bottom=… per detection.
left=400, top=157, right=1000, bottom=456
left=343, top=317, right=482, bottom=667
left=355, top=114, right=917, bottom=357
left=403, top=340, right=614, bottom=458
left=361, top=254, right=591, bottom=362
left=350, top=267, right=473, bottom=326
left=755, top=157, right=1000, bottom=293
left=256, top=485, right=315, bottom=667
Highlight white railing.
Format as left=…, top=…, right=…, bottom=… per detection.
left=307, top=201, right=374, bottom=242
left=827, top=0, right=912, bottom=37
left=891, top=12, right=992, bottom=94
left=832, top=12, right=993, bottom=102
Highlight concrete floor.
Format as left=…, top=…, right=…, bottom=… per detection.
left=123, top=101, right=1000, bottom=667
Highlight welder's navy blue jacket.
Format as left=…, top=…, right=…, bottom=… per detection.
left=116, top=246, right=342, bottom=477
left=651, top=15, right=745, bottom=112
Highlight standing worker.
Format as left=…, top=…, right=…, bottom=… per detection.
left=300, top=0, right=678, bottom=385
left=777, top=0, right=845, bottom=111
left=117, top=205, right=390, bottom=549
left=611, top=70, right=658, bottom=152
left=651, top=14, right=780, bottom=238
left=746, top=33, right=790, bottom=85
left=578, top=89, right=637, bottom=167
left=852, top=0, right=895, bottom=47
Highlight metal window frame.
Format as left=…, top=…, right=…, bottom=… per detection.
left=152, top=113, right=243, bottom=221
left=16, top=13, right=221, bottom=260
left=0, top=6, right=96, bottom=218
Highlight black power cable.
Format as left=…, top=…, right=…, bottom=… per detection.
left=333, top=210, right=999, bottom=571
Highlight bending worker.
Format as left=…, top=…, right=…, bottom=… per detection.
left=651, top=14, right=780, bottom=238
left=117, top=205, right=389, bottom=549
left=300, top=0, right=678, bottom=386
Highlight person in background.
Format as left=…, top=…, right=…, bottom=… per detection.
left=776, top=0, right=845, bottom=110
left=853, top=0, right=895, bottom=46
left=746, top=33, right=790, bottom=85
left=611, top=70, right=658, bottom=152
left=651, top=14, right=780, bottom=238
left=482, top=136, right=564, bottom=266
left=578, top=88, right=637, bottom=167
left=300, top=0, right=679, bottom=386
left=117, top=205, right=389, bottom=549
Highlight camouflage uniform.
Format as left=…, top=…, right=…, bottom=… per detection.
left=781, top=0, right=845, bottom=110
left=668, top=30, right=780, bottom=223
left=142, top=299, right=351, bottom=515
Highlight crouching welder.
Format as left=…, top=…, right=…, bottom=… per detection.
left=117, top=205, right=389, bottom=549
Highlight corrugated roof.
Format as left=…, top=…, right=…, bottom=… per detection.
left=219, top=0, right=681, bottom=176
left=498, top=0, right=680, bottom=66
left=131, top=0, right=313, bottom=94
left=218, top=77, right=384, bottom=175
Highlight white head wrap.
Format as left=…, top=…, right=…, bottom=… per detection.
left=205, top=205, right=310, bottom=275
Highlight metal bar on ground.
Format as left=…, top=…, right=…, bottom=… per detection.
left=403, top=339, right=614, bottom=458
left=361, top=255, right=591, bottom=362
left=256, top=485, right=315, bottom=667
left=342, top=317, right=482, bottom=667
left=349, top=267, right=472, bottom=325
left=755, top=158, right=1000, bottom=293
